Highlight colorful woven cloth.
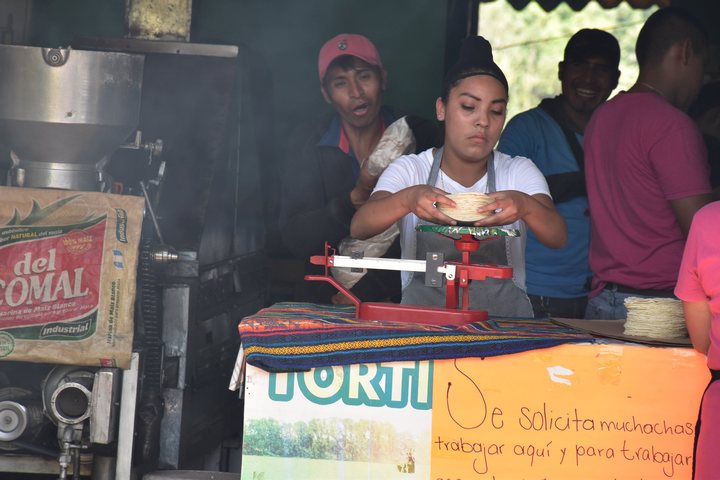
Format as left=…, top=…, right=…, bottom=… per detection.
left=237, top=302, right=594, bottom=372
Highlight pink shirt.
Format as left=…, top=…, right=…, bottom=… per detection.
left=675, top=201, right=720, bottom=370
left=585, top=92, right=710, bottom=294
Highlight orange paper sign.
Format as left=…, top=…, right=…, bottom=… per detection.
left=431, top=344, right=708, bottom=479
left=241, top=344, right=709, bottom=480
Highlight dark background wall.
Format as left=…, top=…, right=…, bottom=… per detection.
left=191, top=0, right=448, bottom=128
left=29, top=0, right=449, bottom=141
left=29, top=0, right=125, bottom=43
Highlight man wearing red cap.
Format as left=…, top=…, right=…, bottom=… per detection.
left=278, top=33, right=438, bottom=304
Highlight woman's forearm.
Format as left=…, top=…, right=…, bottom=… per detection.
left=351, top=191, right=408, bottom=239
left=522, top=194, right=567, bottom=248
left=683, top=300, right=712, bottom=354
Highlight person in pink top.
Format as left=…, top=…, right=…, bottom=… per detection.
left=584, top=7, right=713, bottom=319
left=675, top=201, right=720, bottom=479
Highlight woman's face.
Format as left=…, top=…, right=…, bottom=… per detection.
left=436, top=75, right=507, bottom=164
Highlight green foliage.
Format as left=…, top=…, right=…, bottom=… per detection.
left=478, top=1, right=657, bottom=119
left=241, top=455, right=420, bottom=480
left=243, top=418, right=285, bottom=456
left=243, top=417, right=421, bottom=463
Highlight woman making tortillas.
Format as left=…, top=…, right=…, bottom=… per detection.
left=350, top=36, right=567, bottom=317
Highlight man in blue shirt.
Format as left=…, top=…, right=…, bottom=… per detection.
left=498, top=29, right=620, bottom=318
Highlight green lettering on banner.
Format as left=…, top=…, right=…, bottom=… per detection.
left=0, top=217, right=106, bottom=248
left=4, top=311, right=98, bottom=341
left=268, top=361, right=433, bottom=410
left=0, top=332, right=15, bottom=357
left=115, top=208, right=128, bottom=243
left=40, top=316, right=95, bottom=339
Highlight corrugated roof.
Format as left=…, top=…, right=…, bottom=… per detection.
left=479, top=0, right=669, bottom=12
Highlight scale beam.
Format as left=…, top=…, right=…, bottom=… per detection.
left=315, top=254, right=428, bottom=273
left=306, top=233, right=515, bottom=326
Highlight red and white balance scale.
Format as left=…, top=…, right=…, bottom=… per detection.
left=307, top=225, right=519, bottom=326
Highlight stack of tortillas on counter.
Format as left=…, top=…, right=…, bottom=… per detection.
left=437, top=192, right=493, bottom=223
left=623, top=297, right=688, bottom=339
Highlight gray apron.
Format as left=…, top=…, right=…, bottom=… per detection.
left=401, top=147, right=533, bottom=317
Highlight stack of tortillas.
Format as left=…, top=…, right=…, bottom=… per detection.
left=437, top=192, right=493, bottom=222
left=623, top=297, right=687, bottom=339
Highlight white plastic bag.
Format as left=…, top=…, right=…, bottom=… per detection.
left=330, top=116, right=415, bottom=289
left=366, top=116, right=416, bottom=176
left=331, top=224, right=399, bottom=288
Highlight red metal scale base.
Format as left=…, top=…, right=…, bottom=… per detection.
left=307, top=234, right=512, bottom=326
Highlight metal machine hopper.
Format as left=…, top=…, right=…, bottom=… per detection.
left=0, top=45, right=144, bottom=191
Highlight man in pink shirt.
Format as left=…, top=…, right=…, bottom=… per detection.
left=584, top=7, right=713, bottom=319
left=675, top=201, right=720, bottom=479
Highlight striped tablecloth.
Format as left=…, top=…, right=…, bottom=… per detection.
left=235, top=302, right=594, bottom=373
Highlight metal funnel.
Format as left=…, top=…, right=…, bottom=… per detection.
left=0, top=45, right=144, bottom=191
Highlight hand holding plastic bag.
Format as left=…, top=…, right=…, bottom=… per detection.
left=331, top=116, right=416, bottom=290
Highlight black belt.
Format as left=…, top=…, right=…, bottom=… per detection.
left=604, top=282, right=675, bottom=298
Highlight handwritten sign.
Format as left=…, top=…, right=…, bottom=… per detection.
left=241, top=344, right=708, bottom=480
left=431, top=344, right=708, bottom=479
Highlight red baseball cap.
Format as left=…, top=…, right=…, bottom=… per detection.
left=318, top=33, right=384, bottom=82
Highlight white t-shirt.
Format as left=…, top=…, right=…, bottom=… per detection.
left=374, top=147, right=551, bottom=289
